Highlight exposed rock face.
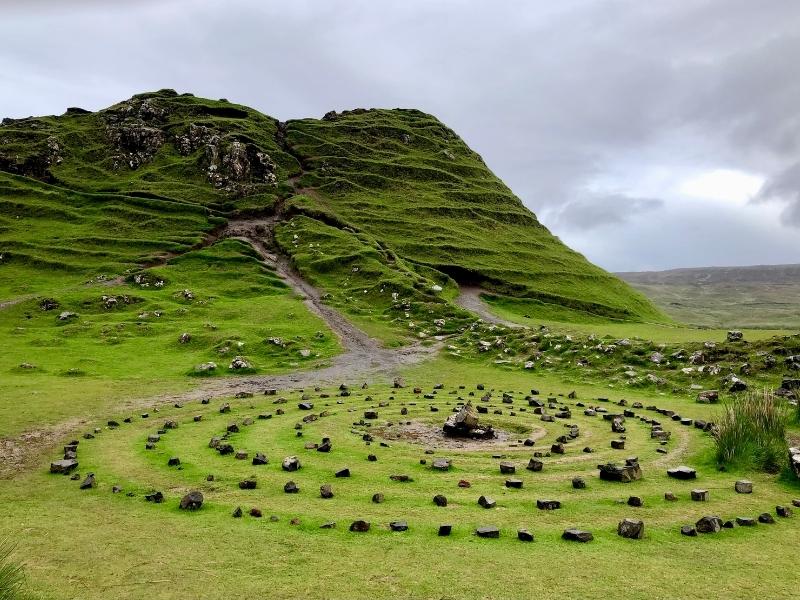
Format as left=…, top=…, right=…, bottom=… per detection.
left=175, top=123, right=277, bottom=194
left=562, top=529, right=593, bottom=542
left=442, top=402, right=495, bottom=439
left=103, top=97, right=168, bottom=170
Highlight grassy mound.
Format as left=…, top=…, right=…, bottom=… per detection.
left=285, top=108, right=665, bottom=323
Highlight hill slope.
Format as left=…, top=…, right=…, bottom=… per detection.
left=618, top=264, right=800, bottom=329
left=0, top=89, right=664, bottom=353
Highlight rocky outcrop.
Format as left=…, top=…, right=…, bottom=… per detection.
left=175, top=123, right=277, bottom=195
left=442, top=402, right=495, bottom=439
left=104, top=97, right=168, bottom=170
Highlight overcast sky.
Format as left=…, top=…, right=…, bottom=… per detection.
left=2, top=0, right=799, bottom=271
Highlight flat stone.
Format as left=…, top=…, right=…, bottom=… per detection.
left=438, top=524, right=453, bottom=536
left=499, top=461, right=515, bottom=474
left=505, top=478, right=523, bottom=489
left=389, top=520, right=408, bottom=532
left=680, top=525, right=697, bottom=536
left=562, top=529, right=592, bottom=542
left=476, top=526, right=500, bottom=538
left=537, top=499, right=561, bottom=510
left=735, top=480, right=753, bottom=494
left=776, top=506, right=792, bottom=518
left=736, top=516, right=756, bottom=526
left=517, top=528, right=534, bottom=542
left=433, top=494, right=448, bottom=507
left=667, top=466, right=697, bottom=480
left=690, top=489, right=709, bottom=502
left=758, top=512, right=775, bottom=524
left=50, top=459, right=78, bottom=474
left=432, top=458, right=451, bottom=471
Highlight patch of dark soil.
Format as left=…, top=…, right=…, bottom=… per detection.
left=372, top=420, right=545, bottom=450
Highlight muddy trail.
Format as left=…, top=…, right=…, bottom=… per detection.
left=454, top=285, right=523, bottom=328
left=0, top=215, right=442, bottom=478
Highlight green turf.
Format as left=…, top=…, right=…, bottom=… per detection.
left=3, top=362, right=800, bottom=599
left=284, top=109, right=665, bottom=324
left=2, top=91, right=800, bottom=599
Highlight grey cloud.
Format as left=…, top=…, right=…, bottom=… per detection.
left=755, top=162, right=800, bottom=227
left=550, top=195, right=664, bottom=231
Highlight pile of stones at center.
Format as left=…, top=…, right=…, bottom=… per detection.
left=442, top=401, right=495, bottom=439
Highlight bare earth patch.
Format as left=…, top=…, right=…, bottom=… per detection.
left=373, top=420, right=546, bottom=450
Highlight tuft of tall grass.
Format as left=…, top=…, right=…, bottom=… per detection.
left=0, top=541, right=25, bottom=600
left=713, top=390, right=788, bottom=473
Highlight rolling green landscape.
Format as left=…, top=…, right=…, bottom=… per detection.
left=618, top=264, right=800, bottom=330
left=1, top=91, right=799, bottom=599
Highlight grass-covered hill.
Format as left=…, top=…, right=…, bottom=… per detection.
left=0, top=89, right=668, bottom=415
left=0, top=89, right=662, bottom=325
left=283, top=109, right=664, bottom=323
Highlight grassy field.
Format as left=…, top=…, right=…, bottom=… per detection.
left=618, top=264, right=800, bottom=330
left=0, top=238, right=340, bottom=437
left=2, top=359, right=800, bottom=599
left=480, top=293, right=794, bottom=342
left=2, top=91, right=800, bottom=599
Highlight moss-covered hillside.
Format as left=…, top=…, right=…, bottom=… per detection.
left=0, top=89, right=664, bottom=339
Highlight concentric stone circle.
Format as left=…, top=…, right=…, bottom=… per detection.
left=50, top=382, right=798, bottom=541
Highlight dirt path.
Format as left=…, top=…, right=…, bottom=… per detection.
left=0, top=216, right=440, bottom=478
left=0, top=294, right=33, bottom=311
left=454, top=286, right=523, bottom=328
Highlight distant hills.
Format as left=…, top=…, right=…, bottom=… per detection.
left=618, top=264, right=800, bottom=329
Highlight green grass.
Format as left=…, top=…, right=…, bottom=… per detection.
left=0, top=541, right=26, bottom=600
left=0, top=239, right=340, bottom=436
left=3, top=91, right=800, bottom=598
left=714, top=391, right=789, bottom=473
left=618, top=265, right=800, bottom=330
left=283, top=109, right=665, bottom=324
left=3, top=362, right=800, bottom=599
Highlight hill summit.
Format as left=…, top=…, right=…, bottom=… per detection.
left=0, top=89, right=663, bottom=339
